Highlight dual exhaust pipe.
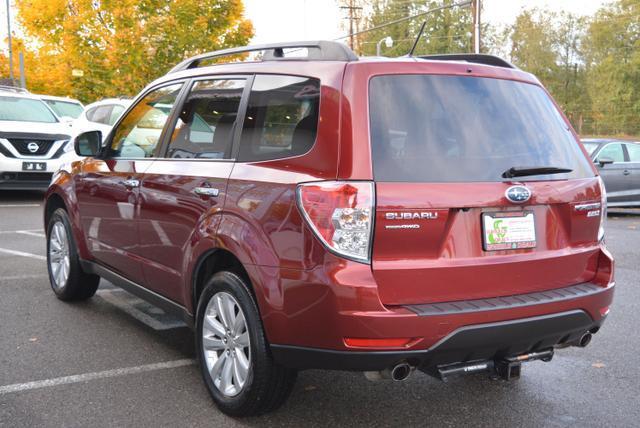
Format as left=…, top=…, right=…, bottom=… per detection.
left=365, top=330, right=595, bottom=382
left=364, top=362, right=413, bottom=382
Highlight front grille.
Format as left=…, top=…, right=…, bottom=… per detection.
left=7, top=139, right=56, bottom=155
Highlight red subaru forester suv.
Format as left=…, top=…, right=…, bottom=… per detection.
left=44, top=41, right=614, bottom=416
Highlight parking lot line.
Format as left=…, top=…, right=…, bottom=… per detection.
left=0, top=247, right=47, bottom=261
left=0, top=274, right=48, bottom=281
left=16, top=230, right=46, bottom=238
left=96, top=289, right=187, bottom=330
left=0, top=359, right=196, bottom=395
left=0, top=229, right=43, bottom=234
left=0, top=204, right=41, bottom=208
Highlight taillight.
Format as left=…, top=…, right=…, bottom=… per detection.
left=296, top=181, right=374, bottom=263
left=598, top=176, right=607, bottom=242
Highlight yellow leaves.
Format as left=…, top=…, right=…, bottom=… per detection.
left=6, top=0, right=254, bottom=103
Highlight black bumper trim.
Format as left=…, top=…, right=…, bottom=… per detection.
left=405, top=282, right=604, bottom=316
left=270, top=310, right=602, bottom=371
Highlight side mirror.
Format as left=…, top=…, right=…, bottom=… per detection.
left=597, top=157, right=614, bottom=167
left=74, top=130, right=102, bottom=157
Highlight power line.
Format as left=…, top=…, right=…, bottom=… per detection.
left=334, top=0, right=473, bottom=42
left=340, top=1, right=363, bottom=50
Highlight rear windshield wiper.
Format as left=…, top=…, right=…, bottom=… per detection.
left=502, top=166, right=573, bottom=179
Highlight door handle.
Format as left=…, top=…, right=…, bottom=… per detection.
left=194, top=186, right=220, bottom=197
left=120, top=179, right=140, bottom=189
left=623, top=170, right=631, bottom=176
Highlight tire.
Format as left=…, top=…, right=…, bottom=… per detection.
left=46, top=208, right=100, bottom=301
left=196, top=271, right=297, bottom=417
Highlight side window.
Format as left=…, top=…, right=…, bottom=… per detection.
left=85, top=106, right=98, bottom=122
left=625, top=144, right=640, bottom=162
left=597, top=144, right=625, bottom=163
left=91, top=105, right=114, bottom=125
left=238, top=75, right=320, bottom=162
left=107, top=83, right=183, bottom=158
left=166, top=79, right=245, bottom=159
left=108, top=105, right=126, bottom=126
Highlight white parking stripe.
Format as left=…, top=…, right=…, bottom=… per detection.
left=0, top=204, right=41, bottom=208
left=0, top=359, right=196, bottom=395
left=0, top=274, right=48, bottom=281
left=16, top=230, right=46, bottom=238
left=0, top=248, right=47, bottom=261
left=0, top=229, right=44, bottom=234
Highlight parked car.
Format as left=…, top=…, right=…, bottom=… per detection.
left=38, top=94, right=84, bottom=120
left=73, top=98, right=132, bottom=138
left=582, top=138, right=640, bottom=207
left=0, top=87, right=79, bottom=190
left=44, top=42, right=614, bottom=416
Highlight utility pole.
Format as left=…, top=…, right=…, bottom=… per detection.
left=471, top=0, right=481, bottom=54
left=340, top=0, right=362, bottom=51
left=5, top=0, right=13, bottom=81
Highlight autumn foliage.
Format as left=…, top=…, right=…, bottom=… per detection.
left=1, top=0, right=253, bottom=103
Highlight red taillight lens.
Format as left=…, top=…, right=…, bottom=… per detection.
left=297, top=181, right=374, bottom=263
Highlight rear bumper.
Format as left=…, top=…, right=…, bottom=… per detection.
left=258, top=245, right=614, bottom=370
left=271, top=309, right=604, bottom=371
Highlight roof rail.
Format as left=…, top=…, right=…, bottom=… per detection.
left=417, top=54, right=517, bottom=69
left=168, top=40, right=358, bottom=73
left=0, top=85, right=29, bottom=94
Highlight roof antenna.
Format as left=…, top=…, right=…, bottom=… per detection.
left=408, top=20, right=428, bottom=57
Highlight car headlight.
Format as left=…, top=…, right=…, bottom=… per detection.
left=62, top=140, right=74, bottom=153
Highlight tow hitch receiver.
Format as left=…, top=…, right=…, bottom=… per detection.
left=434, top=349, right=555, bottom=382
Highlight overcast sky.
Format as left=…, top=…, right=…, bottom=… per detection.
left=244, top=0, right=608, bottom=43
left=1, top=0, right=609, bottom=52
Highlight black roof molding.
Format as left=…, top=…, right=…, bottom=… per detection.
left=169, top=41, right=358, bottom=73
left=417, top=53, right=517, bottom=69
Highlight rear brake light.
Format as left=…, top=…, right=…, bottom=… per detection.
left=598, top=176, right=607, bottom=242
left=296, top=181, right=374, bottom=263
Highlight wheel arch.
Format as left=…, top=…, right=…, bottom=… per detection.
left=44, top=192, right=66, bottom=227
left=191, top=248, right=258, bottom=317
left=44, top=183, right=92, bottom=260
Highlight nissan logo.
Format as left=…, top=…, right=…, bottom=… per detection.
left=27, top=142, right=40, bottom=153
left=505, top=185, right=532, bottom=203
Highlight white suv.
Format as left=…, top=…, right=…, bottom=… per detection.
left=0, top=88, right=80, bottom=190
left=73, top=98, right=132, bottom=138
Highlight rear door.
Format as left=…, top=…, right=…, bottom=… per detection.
left=368, top=74, right=601, bottom=305
left=621, top=143, right=640, bottom=205
left=137, top=77, right=249, bottom=303
left=594, top=142, right=630, bottom=205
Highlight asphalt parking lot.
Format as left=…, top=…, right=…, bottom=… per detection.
left=0, top=190, right=639, bottom=427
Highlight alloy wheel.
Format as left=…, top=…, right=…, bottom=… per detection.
left=49, top=221, right=70, bottom=289
left=202, top=292, right=251, bottom=397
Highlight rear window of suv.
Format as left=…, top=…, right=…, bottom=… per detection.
left=369, top=75, right=594, bottom=182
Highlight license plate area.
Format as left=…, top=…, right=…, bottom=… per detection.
left=22, top=162, right=47, bottom=171
left=482, top=211, right=536, bottom=251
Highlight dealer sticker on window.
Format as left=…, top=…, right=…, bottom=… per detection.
left=482, top=211, right=536, bottom=251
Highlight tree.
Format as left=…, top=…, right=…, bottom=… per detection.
left=500, top=9, right=591, bottom=134
left=6, top=0, right=253, bottom=102
left=359, top=0, right=472, bottom=57
left=583, top=0, right=640, bottom=136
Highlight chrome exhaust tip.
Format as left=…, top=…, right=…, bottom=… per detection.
left=578, top=332, right=592, bottom=348
left=364, top=362, right=413, bottom=382
left=390, top=362, right=412, bottom=381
